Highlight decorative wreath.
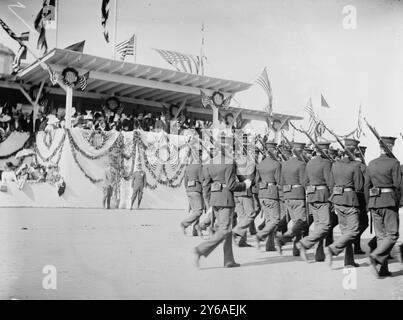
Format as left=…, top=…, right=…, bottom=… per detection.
left=105, top=97, right=124, bottom=114
left=61, top=67, right=79, bottom=87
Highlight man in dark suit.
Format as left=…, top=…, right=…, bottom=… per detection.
left=365, top=136, right=401, bottom=277
left=276, top=142, right=308, bottom=255
left=325, top=138, right=363, bottom=268
left=194, top=133, right=251, bottom=268
left=298, top=141, right=334, bottom=262
left=130, top=167, right=146, bottom=209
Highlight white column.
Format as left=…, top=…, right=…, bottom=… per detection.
left=212, top=106, right=219, bottom=129
left=64, top=86, right=73, bottom=129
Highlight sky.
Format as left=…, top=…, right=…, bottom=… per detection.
left=1, top=0, right=403, bottom=160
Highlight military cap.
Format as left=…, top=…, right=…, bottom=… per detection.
left=380, top=136, right=396, bottom=146
left=265, top=141, right=278, bottom=149
left=304, top=146, right=314, bottom=154
left=291, top=142, right=306, bottom=149
left=317, top=141, right=330, bottom=149
left=344, top=138, right=360, bottom=148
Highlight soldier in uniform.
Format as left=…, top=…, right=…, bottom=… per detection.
left=325, top=139, right=363, bottom=268
left=365, top=136, right=401, bottom=277
left=298, top=141, right=334, bottom=262
left=276, top=142, right=308, bottom=255
left=180, top=148, right=204, bottom=236
left=254, top=141, right=282, bottom=251
left=130, top=166, right=147, bottom=209
left=232, top=147, right=256, bottom=247
left=352, top=145, right=368, bottom=254
left=194, top=134, right=252, bottom=268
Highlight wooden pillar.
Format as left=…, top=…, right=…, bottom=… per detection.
left=212, top=106, right=219, bottom=129
left=65, top=86, right=73, bottom=129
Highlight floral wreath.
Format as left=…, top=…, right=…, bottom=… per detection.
left=212, top=91, right=224, bottom=107
left=61, top=67, right=80, bottom=87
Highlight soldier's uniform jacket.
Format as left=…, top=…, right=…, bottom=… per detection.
left=202, top=165, right=211, bottom=207
left=354, top=159, right=367, bottom=206
left=364, top=154, right=401, bottom=209
left=280, top=157, right=306, bottom=200
left=132, top=171, right=146, bottom=189
left=255, top=157, right=281, bottom=200
left=329, top=158, right=363, bottom=207
left=202, top=156, right=247, bottom=207
left=234, top=156, right=255, bottom=198
left=304, top=156, right=334, bottom=203
left=183, top=164, right=203, bottom=193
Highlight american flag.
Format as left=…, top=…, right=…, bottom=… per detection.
left=78, top=72, right=89, bottom=91
left=255, top=67, right=273, bottom=116
left=101, top=0, right=110, bottom=43
left=304, top=97, right=318, bottom=135
left=154, top=48, right=201, bottom=74
left=355, top=105, right=365, bottom=138
left=116, top=35, right=135, bottom=60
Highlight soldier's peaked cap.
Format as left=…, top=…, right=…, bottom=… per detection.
left=344, top=138, right=360, bottom=148
left=317, top=141, right=330, bottom=148
left=265, top=141, right=278, bottom=148
left=380, top=136, right=396, bottom=146
left=291, top=142, right=306, bottom=149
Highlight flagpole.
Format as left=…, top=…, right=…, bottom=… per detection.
left=134, top=33, right=137, bottom=63
left=200, top=21, right=205, bottom=75
left=55, top=0, right=59, bottom=48
left=113, top=0, right=118, bottom=59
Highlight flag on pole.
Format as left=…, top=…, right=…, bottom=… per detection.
left=42, top=0, right=57, bottom=29
left=34, top=0, right=51, bottom=54
left=0, top=18, right=23, bottom=44
left=116, top=34, right=135, bottom=60
left=153, top=48, right=201, bottom=74
left=321, top=93, right=330, bottom=108
left=355, top=105, right=365, bottom=138
left=101, top=0, right=111, bottom=43
left=77, top=72, right=89, bottom=91
left=255, top=67, right=273, bottom=116
left=65, top=40, right=85, bottom=52
left=304, top=97, right=318, bottom=135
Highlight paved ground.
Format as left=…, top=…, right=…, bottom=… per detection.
left=0, top=207, right=402, bottom=300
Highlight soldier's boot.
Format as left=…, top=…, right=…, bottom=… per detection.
left=249, top=221, right=257, bottom=236
left=315, top=239, right=325, bottom=262
left=238, top=234, right=252, bottom=247
left=293, top=236, right=301, bottom=257
left=325, top=230, right=334, bottom=247
left=265, top=232, right=276, bottom=251
left=379, top=260, right=392, bottom=277
left=353, top=236, right=366, bottom=255
left=344, top=243, right=359, bottom=268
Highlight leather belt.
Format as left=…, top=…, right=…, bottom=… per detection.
left=267, top=182, right=277, bottom=186
left=380, top=188, right=394, bottom=193
left=343, top=187, right=354, bottom=192
left=313, top=185, right=327, bottom=190
left=292, top=185, right=303, bottom=188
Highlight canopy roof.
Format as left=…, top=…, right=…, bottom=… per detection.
left=11, top=48, right=302, bottom=122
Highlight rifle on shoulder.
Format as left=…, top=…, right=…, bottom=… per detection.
left=364, top=118, right=396, bottom=159
left=321, top=123, right=357, bottom=162
left=297, top=126, right=333, bottom=163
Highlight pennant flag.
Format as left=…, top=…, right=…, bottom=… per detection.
left=77, top=72, right=89, bottom=91
left=116, top=34, right=135, bottom=60
left=321, top=93, right=330, bottom=108
left=304, top=97, right=318, bottom=135
left=11, top=45, right=27, bottom=74
left=34, top=0, right=51, bottom=54
left=101, top=0, right=111, bottom=43
left=255, top=67, right=273, bottom=116
left=153, top=48, right=201, bottom=74
left=65, top=40, right=85, bottom=52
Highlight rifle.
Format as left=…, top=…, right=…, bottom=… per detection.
left=298, top=126, right=334, bottom=163
left=322, top=123, right=356, bottom=162
left=256, top=137, right=282, bottom=161
left=364, top=118, right=396, bottom=159
left=281, top=132, right=307, bottom=163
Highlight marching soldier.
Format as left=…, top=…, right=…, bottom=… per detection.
left=254, top=141, right=282, bottom=251
left=180, top=149, right=204, bottom=236
left=365, top=136, right=401, bottom=277
left=325, top=139, right=363, bottom=268
left=232, top=150, right=256, bottom=247
left=194, top=133, right=252, bottom=268
left=353, top=145, right=368, bottom=254
left=298, top=141, right=334, bottom=262
left=276, top=142, right=308, bottom=255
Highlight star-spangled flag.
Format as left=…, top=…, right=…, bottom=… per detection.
left=355, top=105, right=365, bottom=139
left=77, top=72, right=89, bottom=91
left=34, top=0, right=52, bottom=54
left=255, top=67, right=273, bottom=116
left=153, top=48, right=201, bottom=74
left=116, top=34, right=135, bottom=60
left=304, top=97, right=318, bottom=135
left=101, top=0, right=110, bottom=43
left=321, top=93, right=330, bottom=108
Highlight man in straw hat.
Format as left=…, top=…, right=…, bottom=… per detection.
left=325, top=138, right=364, bottom=268
left=365, top=136, right=401, bottom=277
left=194, top=131, right=252, bottom=268
left=275, top=142, right=308, bottom=256
left=297, top=141, right=334, bottom=262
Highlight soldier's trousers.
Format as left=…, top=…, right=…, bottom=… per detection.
left=233, top=196, right=256, bottom=243
left=256, top=199, right=280, bottom=242
left=278, top=199, right=307, bottom=246
left=181, top=192, right=204, bottom=228
left=329, top=205, right=359, bottom=256
left=300, top=202, right=331, bottom=249
left=370, top=207, right=399, bottom=265
left=354, top=199, right=369, bottom=249
left=196, top=207, right=236, bottom=266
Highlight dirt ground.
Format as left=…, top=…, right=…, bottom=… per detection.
left=0, top=207, right=402, bottom=300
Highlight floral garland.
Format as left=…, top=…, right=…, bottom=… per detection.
left=69, top=141, right=103, bottom=184
left=35, top=131, right=66, bottom=163
left=0, top=134, right=35, bottom=160
left=81, top=130, right=111, bottom=150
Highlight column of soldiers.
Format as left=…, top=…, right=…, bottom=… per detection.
left=179, top=130, right=403, bottom=278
